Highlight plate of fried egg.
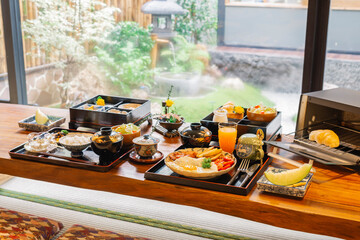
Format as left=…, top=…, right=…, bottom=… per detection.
left=165, top=147, right=236, bottom=179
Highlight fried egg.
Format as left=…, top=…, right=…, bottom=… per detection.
left=168, top=156, right=218, bottom=173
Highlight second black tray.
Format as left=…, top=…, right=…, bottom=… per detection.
left=145, top=145, right=272, bottom=195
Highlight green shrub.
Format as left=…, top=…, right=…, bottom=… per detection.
left=96, top=22, right=155, bottom=95
left=159, top=35, right=209, bottom=73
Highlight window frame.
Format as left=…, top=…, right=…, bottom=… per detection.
left=1, top=0, right=27, bottom=104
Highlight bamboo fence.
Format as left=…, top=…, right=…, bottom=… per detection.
left=0, top=0, right=151, bottom=74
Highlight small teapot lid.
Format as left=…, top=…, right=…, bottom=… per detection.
left=92, top=127, right=123, bottom=143
left=133, top=134, right=160, bottom=145
left=238, top=133, right=263, bottom=146
left=181, top=123, right=212, bottom=138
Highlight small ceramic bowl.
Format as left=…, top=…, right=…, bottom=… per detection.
left=246, top=111, right=277, bottom=122
left=133, top=134, right=160, bottom=158
left=112, top=124, right=141, bottom=148
left=59, top=133, right=93, bottom=158
left=159, top=118, right=184, bottom=132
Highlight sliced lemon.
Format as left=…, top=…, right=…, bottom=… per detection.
left=35, top=108, right=49, bottom=125
left=264, top=164, right=312, bottom=186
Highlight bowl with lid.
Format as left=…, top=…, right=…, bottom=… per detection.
left=91, top=127, right=123, bottom=160
left=180, top=123, right=212, bottom=147
left=132, top=134, right=160, bottom=158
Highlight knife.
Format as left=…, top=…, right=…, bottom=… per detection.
left=238, top=163, right=260, bottom=187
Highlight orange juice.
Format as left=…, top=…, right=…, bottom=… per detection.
left=218, top=127, right=237, bottom=153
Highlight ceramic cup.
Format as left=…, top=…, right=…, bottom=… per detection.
left=133, top=134, right=160, bottom=158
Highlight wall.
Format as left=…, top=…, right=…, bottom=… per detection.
left=224, top=5, right=360, bottom=53
left=209, top=48, right=360, bottom=93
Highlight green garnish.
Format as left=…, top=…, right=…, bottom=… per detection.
left=61, top=130, right=69, bottom=135
left=169, top=115, right=176, bottom=123
left=202, top=158, right=212, bottom=169
left=97, top=96, right=103, bottom=100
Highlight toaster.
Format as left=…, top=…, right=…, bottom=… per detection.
left=267, top=88, right=360, bottom=166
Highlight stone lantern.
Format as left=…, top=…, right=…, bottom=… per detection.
left=141, top=0, right=187, bottom=39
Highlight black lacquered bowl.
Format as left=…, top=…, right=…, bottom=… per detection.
left=180, top=123, right=212, bottom=147
left=90, top=127, right=124, bottom=162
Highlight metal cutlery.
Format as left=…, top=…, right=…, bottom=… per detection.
left=239, top=163, right=260, bottom=187
left=227, top=158, right=250, bottom=185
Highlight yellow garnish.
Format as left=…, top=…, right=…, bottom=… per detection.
left=183, top=165, right=197, bottom=171
left=96, top=98, right=105, bottom=106
left=165, top=99, right=174, bottom=107
left=86, top=105, right=95, bottom=110
left=234, top=106, right=244, bottom=114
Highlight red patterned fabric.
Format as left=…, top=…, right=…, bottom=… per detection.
left=0, top=207, right=63, bottom=240
left=57, top=224, right=151, bottom=240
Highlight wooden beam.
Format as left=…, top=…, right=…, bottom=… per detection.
left=302, top=0, right=330, bottom=93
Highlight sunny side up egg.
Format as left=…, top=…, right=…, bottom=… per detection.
left=171, top=156, right=218, bottom=173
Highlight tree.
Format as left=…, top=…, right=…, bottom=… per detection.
left=173, top=0, right=217, bottom=45
left=23, top=0, right=120, bottom=106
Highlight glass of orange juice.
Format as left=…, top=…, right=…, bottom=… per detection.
left=218, top=122, right=237, bottom=153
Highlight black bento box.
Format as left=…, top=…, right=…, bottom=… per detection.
left=200, top=108, right=282, bottom=152
left=69, top=95, right=151, bottom=130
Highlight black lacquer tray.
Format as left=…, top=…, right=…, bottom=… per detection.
left=69, top=95, right=152, bottom=130
left=201, top=108, right=282, bottom=152
left=9, top=128, right=131, bottom=172
left=145, top=145, right=272, bottom=196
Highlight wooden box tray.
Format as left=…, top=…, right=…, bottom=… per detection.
left=8, top=128, right=131, bottom=172
left=69, top=95, right=151, bottom=130
left=201, top=108, right=282, bottom=152
left=144, top=145, right=272, bottom=195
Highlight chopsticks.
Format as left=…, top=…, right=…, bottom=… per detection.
left=38, top=152, right=96, bottom=165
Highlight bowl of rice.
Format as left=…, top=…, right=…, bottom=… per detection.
left=58, top=133, right=93, bottom=157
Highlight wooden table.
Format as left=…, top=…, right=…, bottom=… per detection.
left=0, top=103, right=359, bottom=239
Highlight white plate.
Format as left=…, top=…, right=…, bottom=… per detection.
left=24, top=142, right=57, bottom=153
left=165, top=148, right=236, bottom=180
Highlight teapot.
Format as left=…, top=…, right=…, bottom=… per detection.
left=236, top=133, right=264, bottom=161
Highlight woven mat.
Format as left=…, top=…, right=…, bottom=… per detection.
left=0, top=177, right=341, bottom=240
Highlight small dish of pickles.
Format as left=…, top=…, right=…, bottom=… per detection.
left=112, top=123, right=141, bottom=148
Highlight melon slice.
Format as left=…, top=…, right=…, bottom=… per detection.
left=35, top=108, right=49, bottom=125
left=264, top=164, right=312, bottom=186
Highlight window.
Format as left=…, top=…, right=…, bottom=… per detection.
left=4, top=0, right=343, bottom=134
left=218, top=0, right=308, bottom=132
left=324, top=0, right=360, bottom=91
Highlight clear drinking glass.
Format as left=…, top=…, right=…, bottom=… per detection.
left=218, top=122, right=237, bottom=153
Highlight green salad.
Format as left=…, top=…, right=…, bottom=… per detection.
left=114, top=123, right=140, bottom=134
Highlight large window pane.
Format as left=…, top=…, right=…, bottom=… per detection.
left=19, top=0, right=307, bottom=133
left=215, top=0, right=307, bottom=133
left=324, top=0, right=360, bottom=91
left=21, top=0, right=151, bottom=107
left=0, top=4, right=9, bottom=102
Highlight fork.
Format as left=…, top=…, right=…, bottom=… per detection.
left=227, top=158, right=250, bottom=185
